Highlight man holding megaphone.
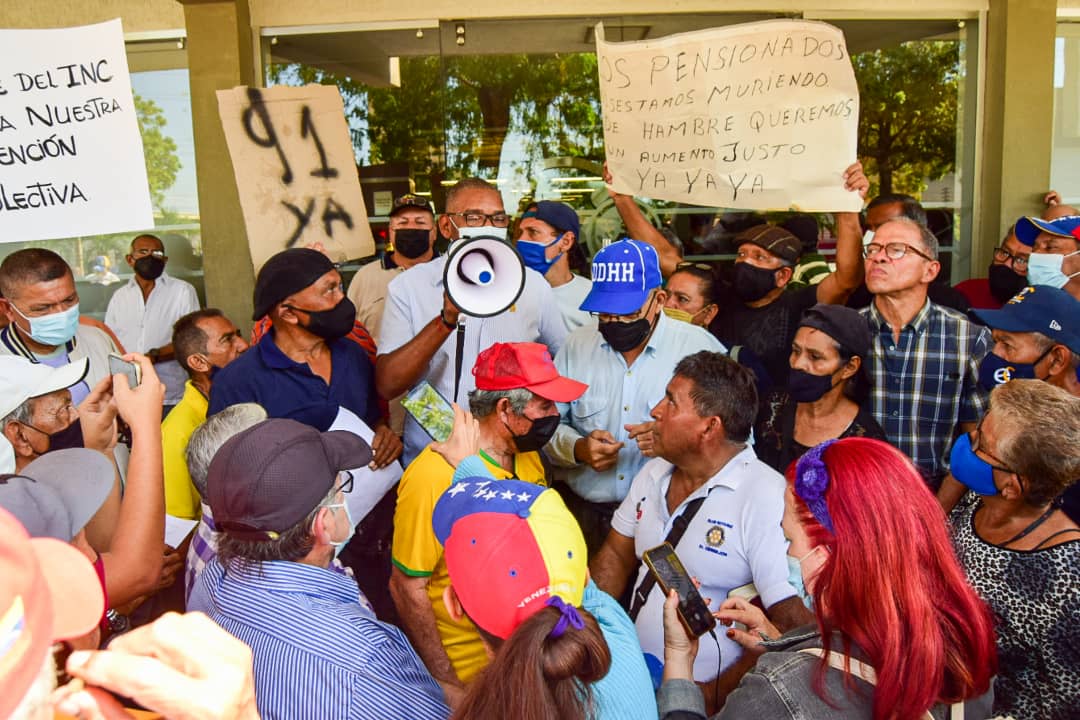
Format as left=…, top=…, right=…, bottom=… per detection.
left=377, top=178, right=568, bottom=464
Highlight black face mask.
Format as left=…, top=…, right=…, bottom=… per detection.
left=393, top=228, right=432, bottom=260
left=25, top=417, right=85, bottom=453
left=732, top=262, right=779, bottom=303
left=133, top=256, right=165, bottom=281
left=508, top=413, right=561, bottom=453
left=286, top=297, right=356, bottom=341
left=787, top=368, right=838, bottom=403
left=599, top=314, right=656, bottom=353
left=987, top=263, right=1028, bottom=304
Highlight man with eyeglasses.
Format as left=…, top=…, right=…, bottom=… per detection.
left=105, top=234, right=199, bottom=409
left=0, top=248, right=120, bottom=404
left=547, top=239, right=724, bottom=555
left=377, top=177, right=567, bottom=464
left=860, top=216, right=991, bottom=488
left=189, top=418, right=450, bottom=720
left=209, top=247, right=403, bottom=621
left=954, top=225, right=1031, bottom=309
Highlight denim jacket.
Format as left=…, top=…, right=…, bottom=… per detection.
left=657, top=626, right=994, bottom=720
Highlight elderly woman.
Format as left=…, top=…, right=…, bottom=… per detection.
left=948, top=379, right=1080, bottom=719
left=754, top=304, right=886, bottom=472
left=658, top=437, right=997, bottom=719
left=662, top=263, right=719, bottom=327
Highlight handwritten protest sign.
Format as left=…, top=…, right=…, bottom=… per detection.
left=597, top=20, right=861, bottom=212
left=0, top=19, right=154, bottom=243
left=217, top=85, right=374, bottom=271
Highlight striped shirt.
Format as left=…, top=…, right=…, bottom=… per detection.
left=860, top=300, right=990, bottom=482
left=190, top=558, right=448, bottom=720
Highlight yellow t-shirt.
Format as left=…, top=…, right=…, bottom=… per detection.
left=160, top=380, right=207, bottom=521
left=392, top=446, right=546, bottom=683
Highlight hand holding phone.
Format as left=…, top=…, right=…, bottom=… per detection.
left=108, top=352, right=141, bottom=388
left=401, top=381, right=455, bottom=442
left=643, top=542, right=716, bottom=637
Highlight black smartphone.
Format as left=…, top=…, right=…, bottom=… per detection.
left=643, top=542, right=716, bottom=637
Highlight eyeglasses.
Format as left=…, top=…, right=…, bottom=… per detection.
left=452, top=211, right=511, bottom=228
left=676, top=261, right=713, bottom=272
left=863, top=242, right=935, bottom=262
left=970, top=418, right=1014, bottom=474
left=993, top=247, right=1029, bottom=271
left=335, top=470, right=354, bottom=495
left=131, top=248, right=165, bottom=258
left=590, top=292, right=658, bottom=322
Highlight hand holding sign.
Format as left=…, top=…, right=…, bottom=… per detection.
left=597, top=19, right=861, bottom=212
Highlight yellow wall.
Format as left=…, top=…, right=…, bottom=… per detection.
left=0, top=1, right=183, bottom=32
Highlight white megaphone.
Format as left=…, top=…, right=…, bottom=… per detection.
left=443, top=232, right=526, bottom=317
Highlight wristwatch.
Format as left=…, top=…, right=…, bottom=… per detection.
left=439, top=310, right=457, bottom=329
left=147, top=347, right=161, bottom=363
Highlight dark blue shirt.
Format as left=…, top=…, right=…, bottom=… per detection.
left=208, top=330, right=380, bottom=430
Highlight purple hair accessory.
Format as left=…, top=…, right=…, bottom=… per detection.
left=546, top=595, right=585, bottom=638
left=794, top=440, right=837, bottom=534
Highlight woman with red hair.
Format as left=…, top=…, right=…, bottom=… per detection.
left=658, top=437, right=997, bottom=720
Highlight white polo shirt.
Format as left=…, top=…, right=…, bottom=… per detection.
left=105, top=272, right=199, bottom=405
left=611, top=448, right=794, bottom=681
left=380, top=254, right=568, bottom=463
left=550, top=274, right=595, bottom=333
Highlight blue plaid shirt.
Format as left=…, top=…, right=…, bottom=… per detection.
left=860, top=300, right=991, bottom=482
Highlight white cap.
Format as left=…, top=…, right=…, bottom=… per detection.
left=0, top=356, right=90, bottom=419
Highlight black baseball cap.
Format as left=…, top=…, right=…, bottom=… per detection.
left=206, top=418, right=372, bottom=541
left=252, top=248, right=336, bottom=321
left=390, top=193, right=434, bottom=217
left=799, top=304, right=872, bottom=359
left=735, top=224, right=802, bottom=264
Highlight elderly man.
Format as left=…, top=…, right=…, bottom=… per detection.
left=515, top=200, right=593, bottom=331
left=105, top=234, right=200, bottom=407
left=861, top=217, right=990, bottom=487
left=161, top=309, right=248, bottom=520
left=348, top=193, right=438, bottom=342
left=0, top=248, right=119, bottom=404
left=548, top=239, right=724, bottom=553
left=189, top=418, right=449, bottom=720
left=591, top=352, right=804, bottom=696
left=376, top=177, right=567, bottom=463
left=955, top=225, right=1031, bottom=309
left=1016, top=214, right=1080, bottom=300
left=209, top=247, right=401, bottom=619
left=390, top=341, right=586, bottom=695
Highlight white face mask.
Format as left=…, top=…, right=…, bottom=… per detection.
left=322, top=502, right=355, bottom=557
left=1026, top=250, right=1080, bottom=289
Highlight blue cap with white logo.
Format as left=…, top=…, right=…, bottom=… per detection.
left=579, top=239, right=663, bottom=315
left=1013, top=215, right=1080, bottom=247
left=973, top=285, right=1080, bottom=353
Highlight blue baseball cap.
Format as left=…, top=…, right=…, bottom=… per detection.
left=579, top=239, right=663, bottom=315
left=973, top=285, right=1080, bottom=353
left=1013, top=215, right=1080, bottom=247
left=522, top=201, right=580, bottom=239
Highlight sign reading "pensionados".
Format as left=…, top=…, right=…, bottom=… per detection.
left=596, top=19, right=862, bottom=212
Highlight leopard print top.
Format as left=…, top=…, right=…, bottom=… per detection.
left=950, top=493, right=1080, bottom=720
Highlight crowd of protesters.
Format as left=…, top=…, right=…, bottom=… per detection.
left=2, top=171, right=1079, bottom=720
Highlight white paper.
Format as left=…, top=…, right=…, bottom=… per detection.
left=164, top=514, right=198, bottom=548
left=329, top=407, right=402, bottom=521
left=0, top=19, right=154, bottom=242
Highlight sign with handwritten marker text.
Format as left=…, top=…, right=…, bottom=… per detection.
left=0, top=19, right=153, bottom=243
left=216, top=85, right=374, bottom=272
left=597, top=20, right=861, bottom=212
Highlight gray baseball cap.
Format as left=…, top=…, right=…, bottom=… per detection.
left=0, top=449, right=114, bottom=540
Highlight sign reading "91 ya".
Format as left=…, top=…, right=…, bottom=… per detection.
left=217, top=84, right=374, bottom=272
left=596, top=19, right=862, bottom=212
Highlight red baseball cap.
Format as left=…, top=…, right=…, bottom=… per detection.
left=0, top=507, right=104, bottom=717
left=472, top=342, right=587, bottom=403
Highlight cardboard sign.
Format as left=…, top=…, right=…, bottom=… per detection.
left=0, top=19, right=154, bottom=242
left=597, top=20, right=861, bottom=212
left=217, top=85, right=374, bottom=271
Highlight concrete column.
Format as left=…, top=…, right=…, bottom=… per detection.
left=978, top=0, right=1058, bottom=267
left=178, top=0, right=257, bottom=333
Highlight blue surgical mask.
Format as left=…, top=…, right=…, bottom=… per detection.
left=324, top=501, right=355, bottom=557
left=786, top=549, right=815, bottom=610
left=1026, top=250, right=1080, bottom=289
left=949, top=433, right=998, bottom=496
left=10, top=302, right=80, bottom=347
left=517, top=236, right=564, bottom=276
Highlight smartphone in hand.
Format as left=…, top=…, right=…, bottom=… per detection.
left=108, top=353, right=141, bottom=388
left=401, top=381, right=454, bottom=442
left=643, top=542, right=716, bottom=637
